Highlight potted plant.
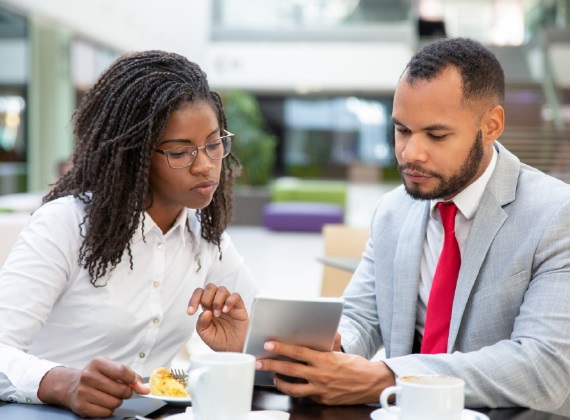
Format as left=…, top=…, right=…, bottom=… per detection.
left=222, top=90, right=277, bottom=225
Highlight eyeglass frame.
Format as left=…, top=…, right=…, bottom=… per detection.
left=153, top=130, right=234, bottom=169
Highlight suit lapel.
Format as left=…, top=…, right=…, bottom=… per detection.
left=447, top=189, right=507, bottom=349
left=390, top=199, right=430, bottom=357
left=447, top=142, right=519, bottom=350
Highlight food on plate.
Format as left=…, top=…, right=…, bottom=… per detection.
left=149, top=367, right=189, bottom=397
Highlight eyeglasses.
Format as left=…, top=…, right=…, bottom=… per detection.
left=154, top=130, right=233, bottom=169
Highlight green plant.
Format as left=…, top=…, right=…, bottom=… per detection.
left=221, top=90, right=277, bottom=186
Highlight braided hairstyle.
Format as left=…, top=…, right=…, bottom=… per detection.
left=44, top=50, right=240, bottom=286
left=404, top=37, right=505, bottom=111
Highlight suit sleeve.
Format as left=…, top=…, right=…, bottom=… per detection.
left=338, top=197, right=385, bottom=359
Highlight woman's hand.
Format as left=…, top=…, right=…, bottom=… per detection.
left=37, top=357, right=148, bottom=418
left=188, top=283, right=249, bottom=352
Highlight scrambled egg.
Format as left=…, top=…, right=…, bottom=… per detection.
left=149, top=367, right=189, bottom=397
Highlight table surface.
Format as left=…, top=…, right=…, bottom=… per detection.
left=1, top=387, right=570, bottom=419
left=149, top=387, right=570, bottom=420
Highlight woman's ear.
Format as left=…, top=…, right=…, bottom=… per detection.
left=481, top=105, right=505, bottom=146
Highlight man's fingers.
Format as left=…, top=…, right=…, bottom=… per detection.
left=274, top=376, right=315, bottom=399
left=333, top=332, right=342, bottom=352
left=256, top=357, right=311, bottom=383
left=263, top=341, right=314, bottom=363
left=255, top=359, right=316, bottom=399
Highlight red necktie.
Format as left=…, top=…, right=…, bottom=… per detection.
left=421, top=202, right=461, bottom=354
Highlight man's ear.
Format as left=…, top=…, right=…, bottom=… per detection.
left=480, top=105, right=505, bottom=146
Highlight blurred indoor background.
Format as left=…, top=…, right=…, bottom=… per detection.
left=0, top=0, right=569, bottom=299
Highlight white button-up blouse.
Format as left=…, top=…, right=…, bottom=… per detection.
left=0, top=196, right=261, bottom=404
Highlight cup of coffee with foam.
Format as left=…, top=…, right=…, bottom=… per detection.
left=379, top=374, right=465, bottom=420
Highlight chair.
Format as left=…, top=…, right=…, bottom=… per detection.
left=320, top=223, right=369, bottom=297
left=262, top=202, right=344, bottom=232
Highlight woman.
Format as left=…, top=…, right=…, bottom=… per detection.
left=0, top=51, right=260, bottom=417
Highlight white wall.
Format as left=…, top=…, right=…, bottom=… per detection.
left=1, top=0, right=413, bottom=93
left=443, top=0, right=495, bottom=42
left=207, top=41, right=413, bottom=93
left=0, top=0, right=211, bottom=66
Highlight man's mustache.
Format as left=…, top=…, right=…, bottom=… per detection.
left=397, top=163, right=442, bottom=179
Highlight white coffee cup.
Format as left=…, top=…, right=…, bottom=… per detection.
left=379, top=375, right=465, bottom=420
left=188, top=352, right=255, bottom=420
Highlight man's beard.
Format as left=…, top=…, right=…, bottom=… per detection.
left=398, top=130, right=484, bottom=201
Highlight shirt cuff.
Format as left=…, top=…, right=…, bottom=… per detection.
left=3, top=354, right=63, bottom=404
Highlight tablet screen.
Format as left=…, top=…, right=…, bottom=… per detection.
left=242, top=296, right=344, bottom=386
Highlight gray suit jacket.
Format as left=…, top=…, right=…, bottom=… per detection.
left=339, top=142, right=570, bottom=415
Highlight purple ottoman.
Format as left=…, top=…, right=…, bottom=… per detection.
left=262, top=202, right=344, bottom=232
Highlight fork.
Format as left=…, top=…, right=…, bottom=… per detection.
left=170, top=368, right=188, bottom=385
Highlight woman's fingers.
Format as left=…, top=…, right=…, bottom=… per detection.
left=187, top=288, right=204, bottom=315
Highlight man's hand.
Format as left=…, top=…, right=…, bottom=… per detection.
left=333, top=333, right=342, bottom=352
left=37, top=357, right=148, bottom=418
left=187, top=283, right=249, bottom=352
left=256, top=341, right=395, bottom=405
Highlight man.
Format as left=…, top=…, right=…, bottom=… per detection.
left=257, top=37, right=570, bottom=415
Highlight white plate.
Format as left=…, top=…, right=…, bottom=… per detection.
left=370, top=407, right=489, bottom=420
left=139, top=383, right=192, bottom=404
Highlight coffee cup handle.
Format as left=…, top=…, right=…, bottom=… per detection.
left=188, top=368, right=208, bottom=415
left=380, top=385, right=401, bottom=416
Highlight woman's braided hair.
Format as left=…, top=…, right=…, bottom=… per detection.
left=44, top=50, right=240, bottom=286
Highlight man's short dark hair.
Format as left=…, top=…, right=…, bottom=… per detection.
left=404, top=37, right=505, bottom=109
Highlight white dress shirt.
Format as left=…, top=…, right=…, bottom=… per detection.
left=416, top=148, right=498, bottom=337
left=0, top=196, right=261, bottom=404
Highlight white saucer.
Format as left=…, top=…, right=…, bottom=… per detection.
left=370, top=408, right=489, bottom=420
left=139, top=383, right=192, bottom=404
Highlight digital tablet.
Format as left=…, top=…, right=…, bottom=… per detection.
left=243, top=296, right=344, bottom=386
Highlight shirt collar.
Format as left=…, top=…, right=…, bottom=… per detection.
left=430, top=146, right=498, bottom=220
left=133, top=207, right=189, bottom=244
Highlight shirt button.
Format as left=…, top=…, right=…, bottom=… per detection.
left=152, top=281, right=160, bottom=288
left=157, top=242, right=164, bottom=249
left=152, top=317, right=160, bottom=324
left=26, top=397, right=32, bottom=403
left=139, top=352, right=146, bottom=359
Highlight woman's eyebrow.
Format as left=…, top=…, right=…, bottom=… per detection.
left=159, top=128, right=220, bottom=146
left=159, top=139, right=193, bottom=146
